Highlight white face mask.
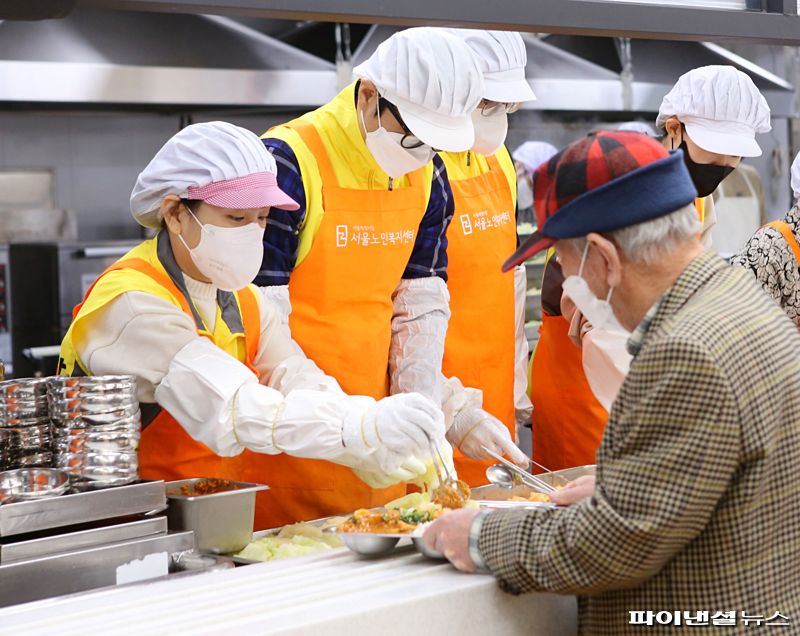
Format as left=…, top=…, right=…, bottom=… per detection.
left=179, top=208, right=264, bottom=292
left=361, top=101, right=434, bottom=179
left=471, top=109, right=508, bottom=156
left=517, top=176, right=534, bottom=210
left=561, top=244, right=627, bottom=333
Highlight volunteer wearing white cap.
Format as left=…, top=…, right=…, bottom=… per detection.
left=430, top=28, right=535, bottom=483
left=512, top=141, right=558, bottom=213
left=252, top=28, right=484, bottom=523
left=58, top=121, right=447, bottom=529
left=656, top=65, right=771, bottom=246
left=732, top=151, right=800, bottom=328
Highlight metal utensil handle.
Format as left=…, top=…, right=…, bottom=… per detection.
left=529, top=458, right=570, bottom=486
left=481, top=445, right=557, bottom=494
left=426, top=436, right=449, bottom=486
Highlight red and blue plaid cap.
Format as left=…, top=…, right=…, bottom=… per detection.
left=502, top=130, right=697, bottom=271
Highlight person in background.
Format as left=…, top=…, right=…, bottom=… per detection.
left=528, top=65, right=772, bottom=472
left=252, top=28, right=496, bottom=525
left=58, top=122, right=447, bottom=528
left=656, top=65, right=771, bottom=247
left=512, top=140, right=558, bottom=226
left=731, top=150, right=800, bottom=327
left=434, top=29, right=536, bottom=484
left=616, top=120, right=657, bottom=137
left=424, top=131, right=800, bottom=634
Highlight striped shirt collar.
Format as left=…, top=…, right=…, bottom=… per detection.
left=626, top=250, right=725, bottom=357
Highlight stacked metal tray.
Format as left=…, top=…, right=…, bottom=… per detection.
left=0, top=378, right=53, bottom=469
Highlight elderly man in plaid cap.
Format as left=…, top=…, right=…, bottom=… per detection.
left=424, top=130, right=800, bottom=634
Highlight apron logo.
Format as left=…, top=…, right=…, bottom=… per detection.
left=460, top=214, right=473, bottom=236
left=336, top=225, right=348, bottom=247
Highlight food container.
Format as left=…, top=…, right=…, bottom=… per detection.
left=0, top=401, right=49, bottom=420
left=5, top=424, right=52, bottom=449
left=47, top=381, right=137, bottom=400
left=0, top=467, right=69, bottom=502
left=48, top=375, right=136, bottom=389
left=473, top=464, right=596, bottom=509
left=53, top=413, right=140, bottom=433
left=165, top=478, right=269, bottom=554
left=12, top=451, right=54, bottom=469
left=0, top=415, right=51, bottom=429
left=336, top=532, right=402, bottom=556
left=51, top=404, right=141, bottom=425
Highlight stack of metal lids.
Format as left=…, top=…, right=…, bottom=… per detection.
left=48, top=375, right=141, bottom=488
left=0, top=378, right=53, bottom=470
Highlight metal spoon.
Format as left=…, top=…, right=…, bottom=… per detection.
left=485, top=463, right=520, bottom=489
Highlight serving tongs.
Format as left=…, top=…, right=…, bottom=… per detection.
left=481, top=446, right=557, bottom=495
left=426, top=436, right=455, bottom=488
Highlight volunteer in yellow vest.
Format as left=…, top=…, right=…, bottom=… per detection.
left=435, top=29, right=537, bottom=484
left=732, top=151, right=800, bottom=328
left=526, top=66, right=772, bottom=472
left=254, top=28, right=525, bottom=522
left=58, top=122, right=447, bottom=527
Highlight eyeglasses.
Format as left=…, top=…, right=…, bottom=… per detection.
left=479, top=100, right=521, bottom=117
left=378, top=96, right=440, bottom=151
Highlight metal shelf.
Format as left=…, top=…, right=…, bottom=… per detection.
left=78, top=0, right=800, bottom=45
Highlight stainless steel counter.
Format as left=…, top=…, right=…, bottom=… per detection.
left=0, top=543, right=578, bottom=635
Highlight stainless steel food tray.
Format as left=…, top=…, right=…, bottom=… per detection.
left=0, top=480, right=166, bottom=537
left=0, top=516, right=167, bottom=563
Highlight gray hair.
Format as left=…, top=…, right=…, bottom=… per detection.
left=566, top=203, right=701, bottom=265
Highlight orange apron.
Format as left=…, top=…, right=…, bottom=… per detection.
left=63, top=245, right=261, bottom=483
left=238, top=120, right=428, bottom=528
left=530, top=312, right=608, bottom=471
left=441, top=154, right=516, bottom=485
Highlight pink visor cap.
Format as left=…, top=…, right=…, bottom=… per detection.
left=187, top=172, right=299, bottom=211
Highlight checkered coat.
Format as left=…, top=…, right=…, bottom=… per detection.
left=478, top=251, right=800, bottom=634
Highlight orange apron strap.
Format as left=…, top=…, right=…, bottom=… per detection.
left=236, top=286, right=261, bottom=367
left=695, top=197, right=705, bottom=223
left=766, top=221, right=800, bottom=265
left=73, top=257, right=193, bottom=320
left=485, top=154, right=502, bottom=172
left=286, top=120, right=339, bottom=187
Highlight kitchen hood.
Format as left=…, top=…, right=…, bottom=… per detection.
left=0, top=8, right=337, bottom=107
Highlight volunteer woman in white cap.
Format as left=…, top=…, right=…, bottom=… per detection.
left=432, top=29, right=536, bottom=484
left=656, top=65, right=772, bottom=245
left=252, top=28, right=485, bottom=524
left=58, top=121, right=446, bottom=528
left=732, top=151, right=800, bottom=328
left=512, top=140, right=558, bottom=218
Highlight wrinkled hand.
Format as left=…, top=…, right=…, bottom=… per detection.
left=353, top=456, right=428, bottom=489
left=447, top=408, right=528, bottom=467
left=423, top=508, right=480, bottom=573
left=551, top=475, right=595, bottom=506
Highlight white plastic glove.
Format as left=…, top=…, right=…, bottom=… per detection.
left=353, top=456, right=429, bottom=489
left=342, top=392, right=446, bottom=473
left=446, top=408, right=528, bottom=467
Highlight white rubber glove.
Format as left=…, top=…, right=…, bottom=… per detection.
left=513, top=264, right=533, bottom=428
left=342, top=392, right=446, bottom=474
left=353, top=456, right=429, bottom=489
left=446, top=408, right=528, bottom=467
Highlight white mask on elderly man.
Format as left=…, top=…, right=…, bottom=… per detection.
left=471, top=109, right=508, bottom=156
left=179, top=208, right=264, bottom=292
left=562, top=243, right=627, bottom=333
left=361, top=102, right=435, bottom=179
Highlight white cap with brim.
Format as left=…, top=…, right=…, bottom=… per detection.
left=446, top=29, right=536, bottom=104
left=683, top=116, right=762, bottom=158
left=352, top=27, right=484, bottom=153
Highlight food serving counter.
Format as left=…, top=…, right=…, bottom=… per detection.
left=0, top=541, right=578, bottom=635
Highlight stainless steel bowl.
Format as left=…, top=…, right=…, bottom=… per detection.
left=412, top=536, right=445, bottom=560
left=50, top=403, right=141, bottom=423
left=54, top=430, right=139, bottom=454
left=4, top=424, right=52, bottom=449
left=48, top=382, right=137, bottom=400
left=0, top=467, right=69, bottom=502
left=52, top=410, right=141, bottom=431
left=0, top=415, right=52, bottom=429
left=48, top=375, right=136, bottom=390
left=336, top=532, right=401, bottom=556
left=11, top=451, right=54, bottom=468
left=0, top=378, right=50, bottom=398
left=55, top=450, right=139, bottom=485
left=0, top=402, right=49, bottom=420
